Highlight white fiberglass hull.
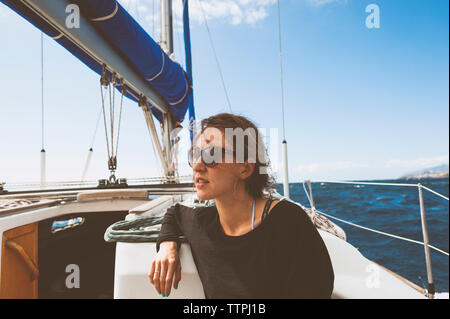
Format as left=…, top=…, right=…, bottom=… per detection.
left=114, top=231, right=426, bottom=299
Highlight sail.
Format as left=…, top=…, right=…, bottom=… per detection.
left=1, top=0, right=191, bottom=123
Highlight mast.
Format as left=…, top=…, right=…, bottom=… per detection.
left=160, top=0, right=177, bottom=181
left=276, top=0, right=289, bottom=198
left=160, top=0, right=174, bottom=55
left=40, top=31, right=46, bottom=189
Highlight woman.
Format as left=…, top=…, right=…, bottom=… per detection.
left=149, top=113, right=334, bottom=298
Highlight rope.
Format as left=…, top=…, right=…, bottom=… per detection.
left=197, top=0, right=233, bottom=113
left=99, top=69, right=126, bottom=177
left=109, top=74, right=115, bottom=159
left=100, top=81, right=112, bottom=161
left=276, top=0, right=286, bottom=141
left=302, top=181, right=313, bottom=207
left=104, top=215, right=165, bottom=242
left=114, top=79, right=125, bottom=158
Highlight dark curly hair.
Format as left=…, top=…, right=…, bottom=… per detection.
left=199, top=113, right=275, bottom=199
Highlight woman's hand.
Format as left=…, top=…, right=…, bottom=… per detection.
left=149, top=241, right=182, bottom=297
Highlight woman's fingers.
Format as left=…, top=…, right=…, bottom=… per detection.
left=149, top=248, right=181, bottom=297
left=148, top=260, right=155, bottom=285
left=159, top=259, right=168, bottom=296
left=153, top=261, right=161, bottom=293
left=163, top=259, right=177, bottom=296
left=173, top=262, right=182, bottom=289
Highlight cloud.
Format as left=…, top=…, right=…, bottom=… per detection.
left=190, top=0, right=278, bottom=26
left=385, top=155, right=449, bottom=170
left=244, top=5, right=269, bottom=24
left=306, top=0, right=347, bottom=7
left=187, top=0, right=245, bottom=25
left=119, top=0, right=277, bottom=27
left=118, top=0, right=347, bottom=28
left=295, top=161, right=370, bottom=174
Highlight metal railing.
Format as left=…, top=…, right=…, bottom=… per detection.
left=0, top=175, right=195, bottom=192
left=302, top=179, right=449, bottom=299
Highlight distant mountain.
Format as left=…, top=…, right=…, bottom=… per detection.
left=400, top=164, right=449, bottom=179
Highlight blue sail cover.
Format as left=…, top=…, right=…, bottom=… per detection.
left=1, top=0, right=191, bottom=123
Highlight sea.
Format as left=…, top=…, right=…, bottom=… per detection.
left=276, top=178, right=449, bottom=293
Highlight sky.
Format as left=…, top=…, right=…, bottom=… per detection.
left=0, top=0, right=448, bottom=185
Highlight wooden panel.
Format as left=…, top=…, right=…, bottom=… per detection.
left=0, top=223, right=38, bottom=299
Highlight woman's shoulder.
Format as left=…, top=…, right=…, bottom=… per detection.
left=267, top=200, right=322, bottom=244
left=167, top=202, right=215, bottom=217
left=270, top=198, right=303, bottom=213
left=269, top=199, right=312, bottom=225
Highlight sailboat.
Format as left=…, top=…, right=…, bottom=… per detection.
left=0, top=0, right=447, bottom=299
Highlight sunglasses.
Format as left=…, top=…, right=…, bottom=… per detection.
left=188, top=145, right=236, bottom=168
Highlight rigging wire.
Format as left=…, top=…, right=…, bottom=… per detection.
left=100, top=81, right=112, bottom=162
left=152, top=0, right=156, bottom=37
left=109, top=74, right=116, bottom=159
left=421, top=185, right=449, bottom=201
left=301, top=180, right=449, bottom=257
left=125, top=0, right=132, bottom=12
left=276, top=0, right=286, bottom=141
left=317, top=208, right=449, bottom=257
left=311, top=180, right=419, bottom=187
left=197, top=0, right=233, bottom=113
left=115, top=80, right=125, bottom=157
left=90, top=106, right=103, bottom=149
left=174, top=17, right=185, bottom=69
left=99, top=68, right=127, bottom=181
left=82, top=106, right=102, bottom=182
left=133, top=0, right=145, bottom=32
left=83, top=95, right=109, bottom=182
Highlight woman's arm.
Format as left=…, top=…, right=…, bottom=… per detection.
left=149, top=241, right=181, bottom=297
left=283, top=205, right=335, bottom=299
left=156, top=203, right=184, bottom=252
left=150, top=204, right=185, bottom=297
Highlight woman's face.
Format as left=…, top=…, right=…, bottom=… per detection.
left=191, top=127, right=253, bottom=200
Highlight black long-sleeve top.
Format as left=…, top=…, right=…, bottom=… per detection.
left=156, top=199, right=334, bottom=299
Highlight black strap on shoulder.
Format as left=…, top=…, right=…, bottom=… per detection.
left=261, top=196, right=273, bottom=222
